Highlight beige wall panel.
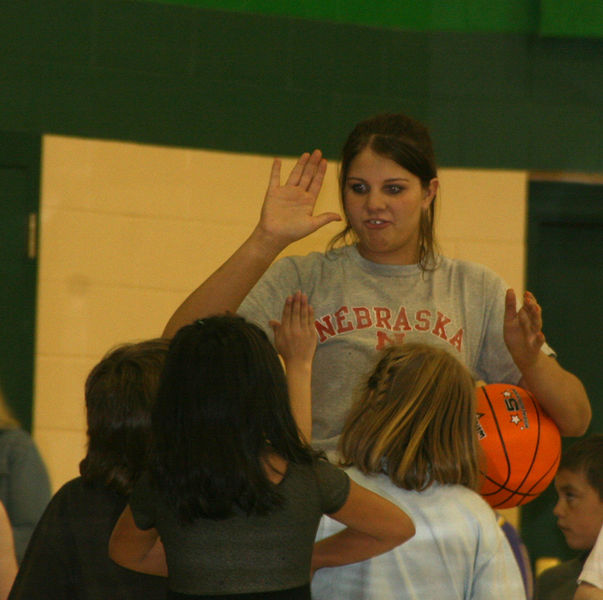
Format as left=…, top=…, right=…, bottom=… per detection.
left=454, top=240, right=525, bottom=296
left=36, top=282, right=178, bottom=359
left=437, top=169, right=528, bottom=242
left=34, top=356, right=91, bottom=431
left=42, top=137, right=195, bottom=217
left=42, top=137, right=342, bottom=223
left=35, top=135, right=528, bottom=498
left=38, top=208, right=258, bottom=292
left=34, top=428, right=87, bottom=491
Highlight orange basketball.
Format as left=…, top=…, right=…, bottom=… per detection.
left=476, top=383, right=561, bottom=509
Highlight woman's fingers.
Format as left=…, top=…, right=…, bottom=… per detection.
left=307, top=158, right=327, bottom=197
left=298, top=150, right=323, bottom=192
left=284, top=150, right=324, bottom=194
left=268, top=158, right=282, bottom=191
left=285, top=152, right=311, bottom=187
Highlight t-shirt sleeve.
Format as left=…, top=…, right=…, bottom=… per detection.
left=314, top=459, right=350, bottom=515
left=128, top=471, right=157, bottom=531
left=579, top=526, right=603, bottom=588
left=238, top=256, right=304, bottom=341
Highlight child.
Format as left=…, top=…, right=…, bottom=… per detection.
left=311, top=342, right=526, bottom=599
left=9, top=339, right=169, bottom=600
left=537, top=434, right=603, bottom=600
left=110, top=295, right=415, bottom=599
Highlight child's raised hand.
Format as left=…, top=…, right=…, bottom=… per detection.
left=270, top=291, right=317, bottom=366
left=271, top=292, right=316, bottom=441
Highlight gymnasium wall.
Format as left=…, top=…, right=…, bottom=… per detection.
left=1, top=0, right=601, bottom=530
left=35, top=135, right=527, bottom=496
left=1, top=1, right=601, bottom=171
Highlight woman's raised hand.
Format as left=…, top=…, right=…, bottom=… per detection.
left=503, top=289, right=546, bottom=371
left=257, top=150, right=341, bottom=248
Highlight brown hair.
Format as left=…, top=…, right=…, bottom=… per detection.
left=559, top=434, right=603, bottom=500
left=339, top=342, right=479, bottom=491
left=79, top=338, right=169, bottom=495
left=328, top=113, right=439, bottom=270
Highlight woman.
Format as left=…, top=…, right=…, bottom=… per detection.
left=110, top=302, right=415, bottom=599
left=163, top=113, right=590, bottom=451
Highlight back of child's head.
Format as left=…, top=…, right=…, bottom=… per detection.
left=151, top=315, right=315, bottom=523
left=80, top=338, right=169, bottom=495
left=559, top=434, right=603, bottom=500
left=339, top=342, right=479, bottom=491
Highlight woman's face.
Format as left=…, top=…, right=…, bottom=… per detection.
left=343, top=148, right=437, bottom=265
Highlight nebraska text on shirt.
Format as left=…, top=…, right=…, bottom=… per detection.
left=314, top=305, right=464, bottom=351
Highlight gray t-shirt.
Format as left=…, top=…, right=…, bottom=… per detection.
left=239, top=245, right=548, bottom=452
left=130, top=460, right=349, bottom=595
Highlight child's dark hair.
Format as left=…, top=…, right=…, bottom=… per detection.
left=559, top=434, right=603, bottom=500
left=151, top=315, right=318, bottom=523
left=80, top=338, right=169, bottom=495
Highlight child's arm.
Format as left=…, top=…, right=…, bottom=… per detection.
left=109, top=505, right=168, bottom=577
left=311, top=480, right=415, bottom=574
left=270, top=291, right=316, bottom=442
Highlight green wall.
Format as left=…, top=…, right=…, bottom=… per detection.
left=0, top=0, right=602, bottom=171
left=145, top=0, right=603, bottom=38
left=144, top=0, right=541, bottom=34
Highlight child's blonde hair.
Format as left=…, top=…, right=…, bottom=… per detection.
left=339, top=342, right=480, bottom=491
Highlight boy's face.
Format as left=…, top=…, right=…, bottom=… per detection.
left=553, top=468, right=603, bottom=550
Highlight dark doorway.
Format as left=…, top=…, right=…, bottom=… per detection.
left=522, top=178, right=603, bottom=566
left=0, top=133, right=41, bottom=432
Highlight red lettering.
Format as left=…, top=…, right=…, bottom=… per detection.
left=374, top=307, right=392, bottom=329
left=335, top=306, right=354, bottom=333
left=415, top=309, right=431, bottom=331
left=392, top=306, right=412, bottom=332
left=376, top=330, right=406, bottom=350
left=432, top=311, right=451, bottom=340
left=353, top=307, right=372, bottom=329
left=315, top=316, right=336, bottom=343
left=449, top=328, right=464, bottom=351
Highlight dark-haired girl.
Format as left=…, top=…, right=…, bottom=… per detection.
left=110, top=295, right=414, bottom=599
left=162, top=113, right=589, bottom=450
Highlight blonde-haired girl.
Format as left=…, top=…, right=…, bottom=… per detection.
left=312, top=342, right=526, bottom=600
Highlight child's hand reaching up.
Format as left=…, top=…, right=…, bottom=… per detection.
left=270, top=291, right=316, bottom=442
left=271, top=291, right=317, bottom=366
